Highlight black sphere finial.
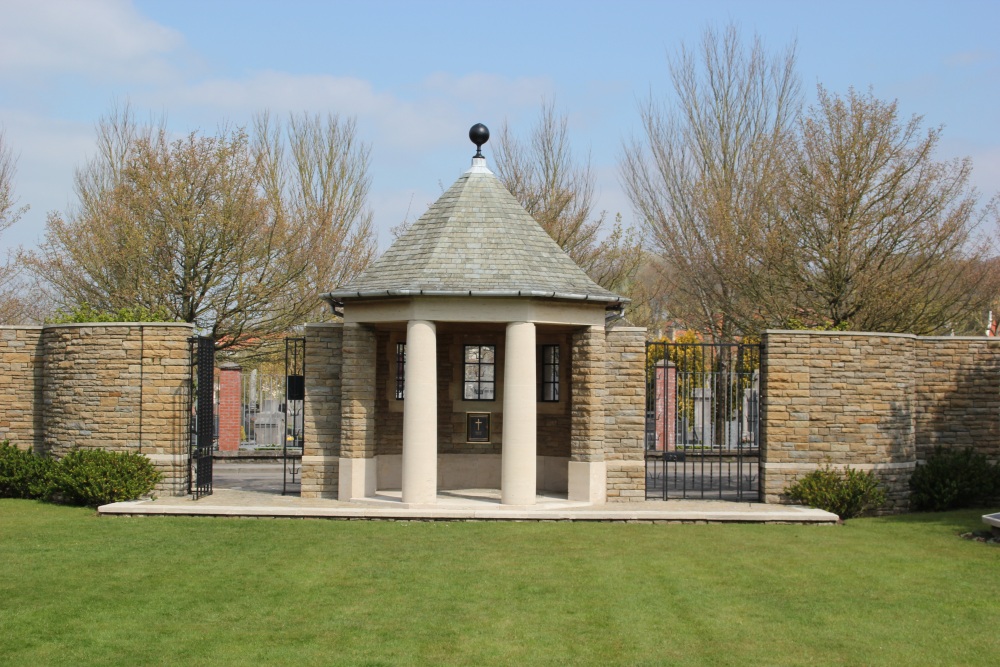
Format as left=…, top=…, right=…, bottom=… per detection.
left=469, top=123, right=489, bottom=158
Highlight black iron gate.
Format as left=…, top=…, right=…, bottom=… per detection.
left=645, top=341, right=761, bottom=501
left=282, top=337, right=305, bottom=495
left=189, top=336, right=215, bottom=499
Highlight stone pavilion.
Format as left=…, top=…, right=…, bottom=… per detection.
left=299, top=125, right=647, bottom=505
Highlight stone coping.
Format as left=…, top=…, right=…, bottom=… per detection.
left=764, top=329, right=917, bottom=339
left=40, top=322, right=195, bottom=330
left=98, top=489, right=839, bottom=524
left=764, top=329, right=996, bottom=342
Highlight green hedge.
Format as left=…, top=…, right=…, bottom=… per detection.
left=909, top=447, right=1000, bottom=511
left=787, top=465, right=886, bottom=519
left=0, top=441, right=56, bottom=499
left=0, top=441, right=161, bottom=507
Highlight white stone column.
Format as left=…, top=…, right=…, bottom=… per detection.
left=502, top=321, right=537, bottom=505
left=402, top=319, right=437, bottom=504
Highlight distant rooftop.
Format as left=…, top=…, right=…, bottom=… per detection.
left=326, top=126, right=625, bottom=307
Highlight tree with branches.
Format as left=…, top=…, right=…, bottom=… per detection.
left=621, top=24, right=801, bottom=340
left=30, top=104, right=376, bottom=352
left=494, top=102, right=643, bottom=299
left=782, top=86, right=996, bottom=334
left=0, top=129, right=31, bottom=324
left=622, top=24, right=996, bottom=339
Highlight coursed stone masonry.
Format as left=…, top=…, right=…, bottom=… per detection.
left=570, top=325, right=606, bottom=463
left=603, top=326, right=646, bottom=501
left=302, top=323, right=343, bottom=498
left=0, top=323, right=193, bottom=496
left=340, top=323, right=377, bottom=460
left=0, top=327, right=43, bottom=452
left=913, top=337, right=1000, bottom=462
left=761, top=330, right=1000, bottom=512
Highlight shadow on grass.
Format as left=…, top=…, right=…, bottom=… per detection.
left=864, top=507, right=999, bottom=531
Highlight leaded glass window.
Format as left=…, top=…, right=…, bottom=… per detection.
left=395, top=342, right=405, bottom=400
left=538, top=344, right=559, bottom=402
left=463, top=344, right=495, bottom=401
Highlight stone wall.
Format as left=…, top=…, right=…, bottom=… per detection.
left=0, top=323, right=193, bottom=496
left=0, top=327, right=43, bottom=452
left=570, top=325, right=606, bottom=463
left=340, top=323, right=377, bottom=460
left=760, top=331, right=1000, bottom=512
left=603, top=326, right=647, bottom=501
left=302, top=323, right=343, bottom=498
left=913, top=337, right=1000, bottom=462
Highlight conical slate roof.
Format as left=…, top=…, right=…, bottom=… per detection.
left=326, top=159, right=625, bottom=305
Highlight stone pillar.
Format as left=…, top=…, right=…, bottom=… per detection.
left=603, top=326, right=647, bottom=501
left=338, top=323, right=377, bottom=501
left=502, top=321, right=536, bottom=505
left=302, top=323, right=343, bottom=499
left=569, top=325, right=606, bottom=503
left=216, top=363, right=241, bottom=452
left=402, top=320, right=438, bottom=504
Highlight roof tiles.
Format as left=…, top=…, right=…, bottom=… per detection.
left=327, top=160, right=623, bottom=304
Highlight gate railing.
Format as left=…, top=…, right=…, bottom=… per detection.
left=283, top=337, right=305, bottom=496
left=189, top=336, right=215, bottom=499
left=645, top=341, right=761, bottom=501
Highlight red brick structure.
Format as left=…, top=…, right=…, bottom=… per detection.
left=217, top=362, right=241, bottom=452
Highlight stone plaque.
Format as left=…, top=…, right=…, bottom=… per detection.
left=467, top=412, right=490, bottom=443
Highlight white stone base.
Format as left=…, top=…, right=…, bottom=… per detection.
left=537, top=456, right=568, bottom=493
left=568, top=460, right=607, bottom=503
left=375, top=454, right=569, bottom=493
left=338, top=456, right=377, bottom=501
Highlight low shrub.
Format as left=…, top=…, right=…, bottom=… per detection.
left=0, top=440, right=56, bottom=499
left=50, top=449, right=161, bottom=507
left=909, top=447, right=1000, bottom=512
left=786, top=465, right=886, bottom=519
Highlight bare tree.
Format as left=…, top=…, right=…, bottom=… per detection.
left=30, top=105, right=376, bottom=351
left=0, top=128, right=31, bottom=324
left=784, top=86, right=996, bottom=334
left=255, top=111, right=377, bottom=323
left=494, top=102, right=643, bottom=297
left=621, top=24, right=800, bottom=340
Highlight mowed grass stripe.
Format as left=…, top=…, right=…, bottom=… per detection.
left=1, top=500, right=997, bottom=666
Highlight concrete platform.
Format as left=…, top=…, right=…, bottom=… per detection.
left=98, top=487, right=839, bottom=524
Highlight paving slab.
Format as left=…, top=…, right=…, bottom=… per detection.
left=98, top=487, right=839, bottom=524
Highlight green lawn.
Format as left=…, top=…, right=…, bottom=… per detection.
left=1, top=501, right=997, bottom=666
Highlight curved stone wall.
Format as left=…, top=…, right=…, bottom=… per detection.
left=0, top=327, right=44, bottom=451
left=42, top=323, right=194, bottom=494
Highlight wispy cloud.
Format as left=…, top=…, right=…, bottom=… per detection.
left=421, top=72, right=552, bottom=110
left=0, top=0, right=185, bottom=84
left=139, top=70, right=553, bottom=152
left=944, top=50, right=994, bottom=68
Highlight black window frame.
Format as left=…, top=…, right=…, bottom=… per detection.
left=463, top=344, right=496, bottom=401
left=537, top=344, right=560, bottom=402
left=395, top=342, right=405, bottom=400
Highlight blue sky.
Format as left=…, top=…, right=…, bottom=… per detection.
left=1, top=0, right=998, bottom=253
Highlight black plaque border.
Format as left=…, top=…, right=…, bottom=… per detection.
left=467, top=412, right=491, bottom=443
